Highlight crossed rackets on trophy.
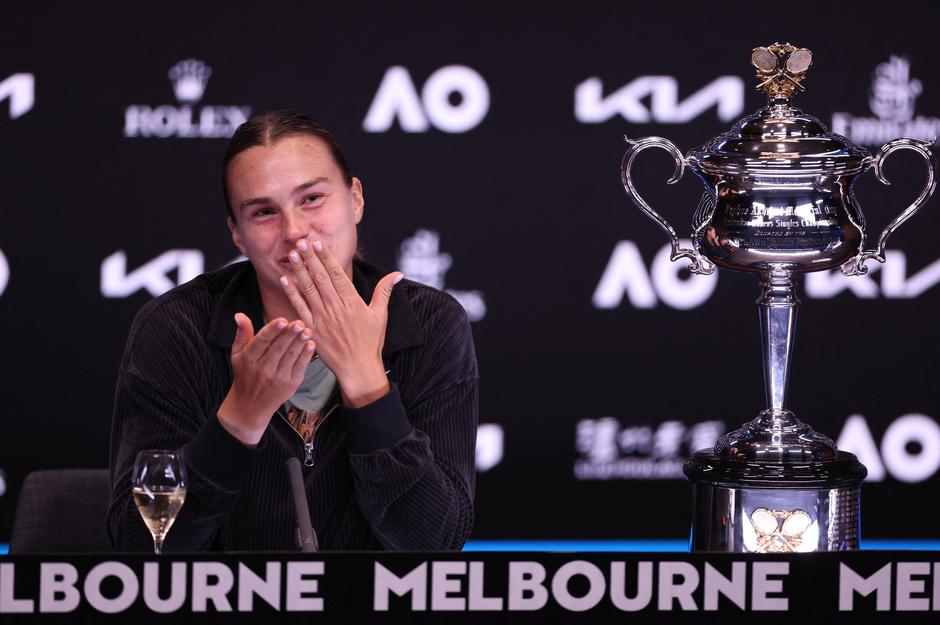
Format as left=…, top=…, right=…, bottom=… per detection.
left=749, top=508, right=814, bottom=553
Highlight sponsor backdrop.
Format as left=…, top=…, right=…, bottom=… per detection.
left=2, top=2, right=940, bottom=544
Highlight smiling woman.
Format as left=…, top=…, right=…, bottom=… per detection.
left=107, top=110, right=480, bottom=552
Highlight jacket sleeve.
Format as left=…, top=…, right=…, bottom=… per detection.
left=340, top=292, right=479, bottom=550
left=107, top=297, right=258, bottom=552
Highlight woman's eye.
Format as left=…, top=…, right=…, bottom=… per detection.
left=304, top=194, right=322, bottom=204
left=253, top=207, right=274, bottom=217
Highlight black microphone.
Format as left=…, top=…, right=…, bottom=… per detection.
left=286, top=457, right=319, bottom=552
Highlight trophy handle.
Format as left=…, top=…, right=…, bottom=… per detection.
left=621, top=136, right=716, bottom=275
left=841, top=137, right=937, bottom=276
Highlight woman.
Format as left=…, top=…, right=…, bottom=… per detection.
left=108, top=110, right=478, bottom=551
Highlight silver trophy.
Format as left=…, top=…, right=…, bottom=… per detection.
left=621, top=43, right=937, bottom=552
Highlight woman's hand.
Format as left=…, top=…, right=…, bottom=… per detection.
left=279, top=239, right=403, bottom=408
left=217, top=314, right=316, bottom=446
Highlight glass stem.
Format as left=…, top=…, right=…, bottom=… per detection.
left=154, top=535, right=165, bottom=555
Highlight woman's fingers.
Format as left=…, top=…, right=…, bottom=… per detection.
left=243, top=317, right=288, bottom=360
left=257, top=321, right=305, bottom=371
left=307, top=239, right=356, bottom=302
left=288, top=248, right=326, bottom=313
left=279, top=275, right=314, bottom=325
left=291, top=340, right=318, bottom=380
left=276, top=323, right=313, bottom=377
left=297, top=239, right=341, bottom=308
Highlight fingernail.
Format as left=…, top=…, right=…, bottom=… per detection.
left=279, top=275, right=289, bottom=287
left=289, top=251, right=300, bottom=263
left=297, top=240, right=309, bottom=252
left=301, top=334, right=310, bottom=340
left=276, top=320, right=287, bottom=330
left=292, top=324, right=303, bottom=333
left=313, top=240, right=323, bottom=252
left=394, top=273, right=405, bottom=284
left=305, top=344, right=316, bottom=352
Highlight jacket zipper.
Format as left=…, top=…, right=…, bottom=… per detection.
left=278, top=370, right=391, bottom=467
left=278, top=401, right=341, bottom=467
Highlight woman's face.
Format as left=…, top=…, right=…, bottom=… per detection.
left=226, top=135, right=364, bottom=304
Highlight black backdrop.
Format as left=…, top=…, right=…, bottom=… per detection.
left=2, top=1, right=940, bottom=543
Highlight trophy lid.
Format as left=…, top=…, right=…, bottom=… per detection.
left=687, top=43, right=871, bottom=178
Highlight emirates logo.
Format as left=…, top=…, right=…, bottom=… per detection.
left=832, top=54, right=940, bottom=147
left=396, top=229, right=486, bottom=321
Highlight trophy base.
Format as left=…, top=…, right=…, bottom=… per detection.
left=684, top=450, right=865, bottom=553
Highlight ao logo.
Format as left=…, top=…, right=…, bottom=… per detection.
left=0, top=248, right=8, bottom=297
left=837, top=413, right=940, bottom=483
left=595, top=241, right=940, bottom=309
left=0, top=73, right=35, bottom=120
left=575, top=75, right=744, bottom=124
left=593, top=240, right=717, bottom=310
left=364, top=65, right=490, bottom=133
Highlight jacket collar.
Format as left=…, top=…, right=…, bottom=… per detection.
left=207, top=261, right=425, bottom=359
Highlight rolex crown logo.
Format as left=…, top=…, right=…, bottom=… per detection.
left=168, top=59, right=212, bottom=104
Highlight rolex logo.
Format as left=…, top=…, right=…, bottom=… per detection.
left=125, top=58, right=249, bottom=139
left=168, top=59, right=212, bottom=104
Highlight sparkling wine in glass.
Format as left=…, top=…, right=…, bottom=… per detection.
left=131, top=450, right=187, bottom=554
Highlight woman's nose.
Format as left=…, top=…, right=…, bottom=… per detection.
left=282, top=210, right=309, bottom=242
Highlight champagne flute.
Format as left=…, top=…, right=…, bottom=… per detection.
left=131, top=450, right=187, bottom=554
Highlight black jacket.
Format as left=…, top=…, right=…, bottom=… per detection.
left=107, top=260, right=478, bottom=551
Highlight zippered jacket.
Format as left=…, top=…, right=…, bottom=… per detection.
left=107, top=260, right=478, bottom=551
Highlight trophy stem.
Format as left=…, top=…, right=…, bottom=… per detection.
left=757, top=269, right=798, bottom=416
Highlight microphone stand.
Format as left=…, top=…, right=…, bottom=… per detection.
left=286, top=457, right=319, bottom=552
